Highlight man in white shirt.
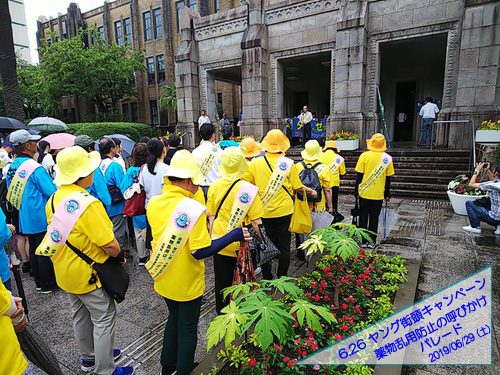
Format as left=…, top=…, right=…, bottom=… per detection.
left=419, top=97, right=440, bottom=146
left=197, top=110, right=211, bottom=130
left=191, top=123, right=221, bottom=199
left=298, top=105, right=313, bottom=146
left=0, top=141, right=13, bottom=178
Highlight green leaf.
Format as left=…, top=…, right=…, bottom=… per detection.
left=206, top=301, right=249, bottom=350
left=261, top=276, right=303, bottom=299
left=221, top=282, right=259, bottom=301
left=290, top=300, right=336, bottom=333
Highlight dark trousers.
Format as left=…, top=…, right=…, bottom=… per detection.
left=302, top=123, right=312, bottom=145
left=261, top=215, right=292, bottom=280
left=145, top=212, right=153, bottom=251
left=332, top=186, right=339, bottom=212
left=161, top=296, right=202, bottom=375
left=466, top=200, right=500, bottom=228
left=214, top=254, right=236, bottom=315
left=28, top=232, right=57, bottom=290
left=358, top=198, right=383, bottom=243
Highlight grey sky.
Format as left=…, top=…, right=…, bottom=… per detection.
left=25, top=0, right=104, bottom=63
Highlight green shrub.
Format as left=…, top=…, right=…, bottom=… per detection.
left=67, top=122, right=157, bottom=141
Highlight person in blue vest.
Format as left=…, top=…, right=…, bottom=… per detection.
left=74, top=135, right=112, bottom=207
left=6, top=129, right=58, bottom=293
left=98, top=138, right=127, bottom=252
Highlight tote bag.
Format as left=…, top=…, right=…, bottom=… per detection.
left=289, top=189, right=312, bottom=234
left=311, top=210, right=334, bottom=231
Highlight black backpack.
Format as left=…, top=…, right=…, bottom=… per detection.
left=0, top=178, right=18, bottom=224
left=298, top=162, right=323, bottom=203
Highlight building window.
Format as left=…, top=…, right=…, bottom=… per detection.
left=160, top=110, right=168, bottom=126
left=143, top=11, right=152, bottom=41
left=114, top=20, right=123, bottom=45
left=123, top=18, right=132, bottom=44
left=215, top=0, right=220, bottom=13
left=122, top=103, right=130, bottom=121
left=98, top=26, right=105, bottom=39
left=156, top=55, right=165, bottom=83
left=176, top=1, right=184, bottom=32
left=146, top=57, right=155, bottom=85
left=150, top=100, right=159, bottom=126
left=153, top=8, right=162, bottom=38
left=188, top=0, right=198, bottom=12
left=131, top=102, right=139, bottom=122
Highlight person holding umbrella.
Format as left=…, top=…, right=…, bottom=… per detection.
left=0, top=280, right=28, bottom=375
left=5, top=129, right=58, bottom=294
left=39, top=146, right=132, bottom=375
left=354, top=133, right=394, bottom=247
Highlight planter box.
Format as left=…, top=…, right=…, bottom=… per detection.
left=335, top=139, right=359, bottom=151
left=475, top=129, right=500, bottom=145
left=447, top=191, right=484, bottom=216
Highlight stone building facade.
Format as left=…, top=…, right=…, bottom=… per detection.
left=36, top=0, right=241, bottom=127
left=175, top=0, right=500, bottom=148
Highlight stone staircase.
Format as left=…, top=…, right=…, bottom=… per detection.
left=287, top=149, right=472, bottom=200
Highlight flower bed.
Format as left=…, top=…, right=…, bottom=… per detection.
left=476, top=120, right=500, bottom=145
left=202, top=224, right=408, bottom=375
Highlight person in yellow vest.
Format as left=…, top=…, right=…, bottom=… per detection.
left=295, top=140, right=332, bottom=259
left=207, top=147, right=264, bottom=314
left=0, top=281, right=28, bottom=375
left=321, top=140, right=346, bottom=215
left=242, top=129, right=317, bottom=279
left=40, top=146, right=133, bottom=375
left=146, top=150, right=251, bottom=375
left=239, top=137, right=262, bottom=163
left=354, top=133, right=395, bottom=247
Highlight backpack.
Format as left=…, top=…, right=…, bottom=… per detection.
left=298, top=162, right=323, bottom=203
left=0, top=178, right=18, bottom=224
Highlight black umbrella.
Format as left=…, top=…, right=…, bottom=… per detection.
left=351, top=196, right=360, bottom=226
left=0, top=117, right=26, bottom=131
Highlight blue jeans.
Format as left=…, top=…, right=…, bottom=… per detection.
left=421, top=118, right=434, bottom=145
left=465, top=200, right=500, bottom=228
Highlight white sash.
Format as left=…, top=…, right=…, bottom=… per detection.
left=6, top=159, right=41, bottom=210
left=358, top=153, right=393, bottom=194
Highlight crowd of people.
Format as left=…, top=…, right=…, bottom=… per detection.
left=0, top=124, right=395, bottom=375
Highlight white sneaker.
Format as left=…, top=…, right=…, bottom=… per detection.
left=462, top=225, right=481, bottom=234
left=495, top=225, right=500, bottom=235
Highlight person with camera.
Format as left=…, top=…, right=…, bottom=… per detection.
left=463, top=162, right=500, bottom=234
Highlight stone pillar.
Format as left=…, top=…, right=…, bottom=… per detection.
left=332, top=0, right=368, bottom=141
left=240, top=0, right=269, bottom=139
left=103, top=1, right=112, bottom=43
left=175, top=6, right=201, bottom=149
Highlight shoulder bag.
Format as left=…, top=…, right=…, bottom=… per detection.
left=123, top=166, right=146, bottom=217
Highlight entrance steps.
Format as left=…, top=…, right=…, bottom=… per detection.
left=287, top=149, right=472, bottom=200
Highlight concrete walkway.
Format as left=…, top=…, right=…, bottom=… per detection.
left=21, top=195, right=498, bottom=374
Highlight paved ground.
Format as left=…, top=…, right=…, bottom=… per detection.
left=19, top=194, right=499, bottom=374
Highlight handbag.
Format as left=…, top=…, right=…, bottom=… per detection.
left=289, top=188, right=312, bottom=234
left=66, top=241, right=130, bottom=303
left=247, top=224, right=280, bottom=268
left=311, top=210, right=334, bottom=231
left=123, top=166, right=146, bottom=217
left=232, top=241, right=256, bottom=285
left=108, top=185, right=124, bottom=205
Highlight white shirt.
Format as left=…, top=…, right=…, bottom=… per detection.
left=139, top=161, right=170, bottom=207
left=299, top=111, right=313, bottom=124
left=191, top=140, right=221, bottom=186
left=41, top=153, right=55, bottom=171
left=419, top=102, right=440, bottom=119
left=198, top=115, right=211, bottom=129
left=0, top=149, right=12, bottom=170
left=115, top=154, right=126, bottom=172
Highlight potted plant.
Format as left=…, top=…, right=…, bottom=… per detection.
left=327, top=131, right=359, bottom=151
left=476, top=119, right=500, bottom=144
left=447, top=175, right=485, bottom=215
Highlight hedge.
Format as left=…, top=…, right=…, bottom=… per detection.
left=66, top=122, right=157, bottom=141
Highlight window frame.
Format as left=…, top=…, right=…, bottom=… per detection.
left=176, top=1, right=184, bottom=33
left=123, top=17, right=132, bottom=44
left=152, top=7, right=163, bottom=39
left=146, top=56, right=156, bottom=85
left=156, top=54, right=165, bottom=84
left=150, top=100, right=159, bottom=126
left=114, top=20, right=123, bottom=45
left=143, top=10, right=153, bottom=41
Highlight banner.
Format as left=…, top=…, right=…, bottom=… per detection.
left=291, top=118, right=327, bottom=139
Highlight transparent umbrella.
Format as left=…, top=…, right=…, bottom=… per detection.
left=28, top=117, right=68, bottom=132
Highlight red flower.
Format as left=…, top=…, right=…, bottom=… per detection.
left=356, top=279, right=363, bottom=286
left=340, top=325, right=349, bottom=331
left=283, top=357, right=290, bottom=362
left=365, top=290, right=371, bottom=296
left=288, top=360, right=294, bottom=368
left=323, top=295, right=330, bottom=302
left=268, top=372, right=273, bottom=375
left=363, top=269, right=370, bottom=275
left=274, top=343, right=282, bottom=353
left=323, top=266, right=331, bottom=273
left=313, top=294, right=321, bottom=301
left=334, top=334, right=343, bottom=341
left=326, top=272, right=333, bottom=278
left=347, top=295, right=355, bottom=302
left=308, top=332, right=315, bottom=339
left=302, top=350, right=308, bottom=356
left=311, top=281, right=317, bottom=288
left=248, top=358, right=256, bottom=367
left=342, top=303, right=348, bottom=310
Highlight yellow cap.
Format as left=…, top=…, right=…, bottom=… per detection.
left=164, top=150, right=204, bottom=185
left=261, top=129, right=290, bottom=153
left=239, top=137, right=262, bottom=158
left=366, top=133, right=387, bottom=152
left=54, top=146, right=100, bottom=186
left=301, top=140, right=323, bottom=161
left=323, top=140, right=338, bottom=151
left=219, top=147, right=248, bottom=181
